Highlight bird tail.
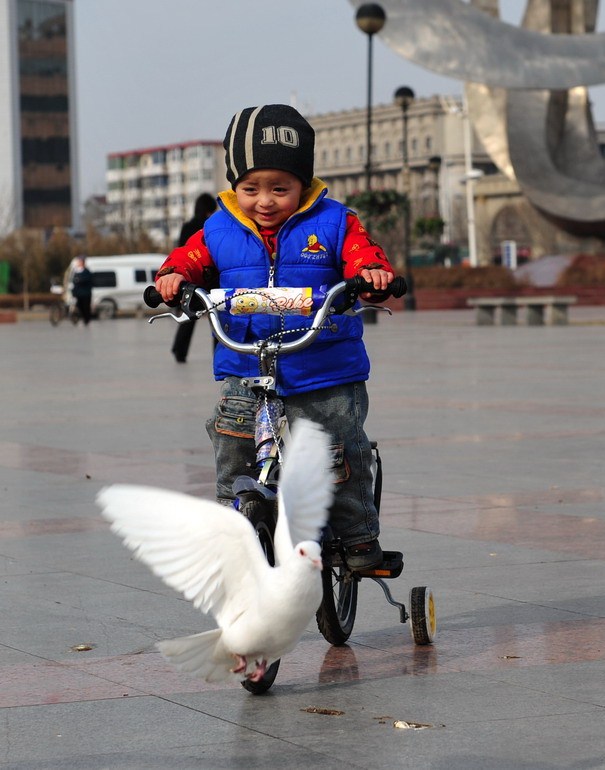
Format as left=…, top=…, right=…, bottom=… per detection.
left=157, top=629, right=236, bottom=683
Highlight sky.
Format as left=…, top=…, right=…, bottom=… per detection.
left=73, top=0, right=605, bottom=203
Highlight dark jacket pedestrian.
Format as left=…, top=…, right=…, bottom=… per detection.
left=171, top=193, right=218, bottom=362
left=71, top=256, right=93, bottom=325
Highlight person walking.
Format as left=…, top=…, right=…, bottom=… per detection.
left=71, top=256, right=93, bottom=325
left=171, top=193, right=218, bottom=362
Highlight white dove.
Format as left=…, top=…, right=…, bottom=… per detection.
left=96, top=418, right=333, bottom=684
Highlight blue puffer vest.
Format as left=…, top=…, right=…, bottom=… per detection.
left=203, top=182, right=370, bottom=396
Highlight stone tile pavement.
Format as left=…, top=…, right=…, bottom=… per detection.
left=0, top=305, right=604, bottom=769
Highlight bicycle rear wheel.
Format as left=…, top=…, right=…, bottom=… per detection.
left=316, top=558, right=359, bottom=645
left=239, top=498, right=281, bottom=694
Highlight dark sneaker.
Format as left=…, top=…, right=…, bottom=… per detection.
left=344, top=540, right=383, bottom=570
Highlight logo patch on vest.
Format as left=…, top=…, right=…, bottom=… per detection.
left=301, top=234, right=328, bottom=260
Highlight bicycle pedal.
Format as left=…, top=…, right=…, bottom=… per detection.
left=357, top=551, right=404, bottom=579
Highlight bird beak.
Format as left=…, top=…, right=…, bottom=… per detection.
left=312, top=557, right=323, bottom=570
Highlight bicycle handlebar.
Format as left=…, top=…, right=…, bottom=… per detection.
left=144, top=275, right=406, bottom=356
left=144, top=275, right=406, bottom=311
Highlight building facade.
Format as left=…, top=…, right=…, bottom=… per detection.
left=0, top=0, right=78, bottom=233
left=105, top=97, right=492, bottom=253
left=312, top=97, right=495, bottom=254
left=105, top=140, right=228, bottom=246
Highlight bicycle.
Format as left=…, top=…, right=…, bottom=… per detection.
left=48, top=281, right=81, bottom=326
left=49, top=299, right=80, bottom=326
left=143, top=276, right=436, bottom=694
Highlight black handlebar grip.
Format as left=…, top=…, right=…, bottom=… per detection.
left=143, top=285, right=182, bottom=309
left=389, top=276, right=407, bottom=298
left=143, top=285, right=164, bottom=308
left=352, top=274, right=407, bottom=299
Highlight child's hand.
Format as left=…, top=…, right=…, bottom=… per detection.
left=156, top=273, right=185, bottom=302
left=358, top=268, right=393, bottom=299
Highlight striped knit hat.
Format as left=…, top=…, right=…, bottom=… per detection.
left=223, top=105, right=315, bottom=189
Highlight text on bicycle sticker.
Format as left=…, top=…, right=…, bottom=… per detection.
left=210, top=287, right=317, bottom=316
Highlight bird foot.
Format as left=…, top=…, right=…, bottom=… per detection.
left=231, top=654, right=248, bottom=675
left=246, top=659, right=268, bottom=682
left=231, top=655, right=268, bottom=681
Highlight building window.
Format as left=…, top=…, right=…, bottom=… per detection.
left=21, top=136, right=69, bottom=165
left=20, top=94, right=68, bottom=111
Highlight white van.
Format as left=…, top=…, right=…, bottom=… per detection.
left=64, top=254, right=166, bottom=319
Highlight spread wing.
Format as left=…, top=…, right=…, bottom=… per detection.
left=274, top=419, right=334, bottom=565
left=96, top=485, right=271, bottom=629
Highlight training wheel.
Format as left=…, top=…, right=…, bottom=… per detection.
left=409, top=586, right=436, bottom=645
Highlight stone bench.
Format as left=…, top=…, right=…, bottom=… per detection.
left=467, top=296, right=577, bottom=326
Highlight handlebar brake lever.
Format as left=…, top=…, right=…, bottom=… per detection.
left=148, top=311, right=193, bottom=325
left=344, top=305, right=393, bottom=317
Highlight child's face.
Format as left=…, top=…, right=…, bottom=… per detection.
left=235, top=170, right=304, bottom=229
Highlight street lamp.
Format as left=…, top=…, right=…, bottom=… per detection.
left=355, top=3, right=386, bottom=191
left=394, top=85, right=415, bottom=310
left=462, top=94, right=480, bottom=267
left=439, top=94, right=480, bottom=266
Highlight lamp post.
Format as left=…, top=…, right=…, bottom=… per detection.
left=428, top=155, right=442, bottom=218
left=355, top=4, right=386, bottom=191
left=394, top=85, right=415, bottom=310
left=462, top=93, right=479, bottom=267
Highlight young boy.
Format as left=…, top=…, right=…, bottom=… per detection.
left=155, top=104, right=394, bottom=570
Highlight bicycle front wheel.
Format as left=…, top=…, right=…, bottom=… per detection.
left=239, top=498, right=281, bottom=693
left=241, top=498, right=276, bottom=565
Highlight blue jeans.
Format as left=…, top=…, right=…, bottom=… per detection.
left=206, top=377, right=379, bottom=547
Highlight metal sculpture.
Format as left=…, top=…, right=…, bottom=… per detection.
left=364, top=0, right=605, bottom=88
left=353, top=0, right=605, bottom=237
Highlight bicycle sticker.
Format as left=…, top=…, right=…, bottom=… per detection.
left=210, top=287, right=318, bottom=316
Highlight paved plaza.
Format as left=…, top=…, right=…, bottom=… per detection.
left=1, top=305, right=604, bottom=769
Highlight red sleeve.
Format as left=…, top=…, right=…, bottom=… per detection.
left=155, top=229, right=218, bottom=286
left=341, top=213, right=394, bottom=279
